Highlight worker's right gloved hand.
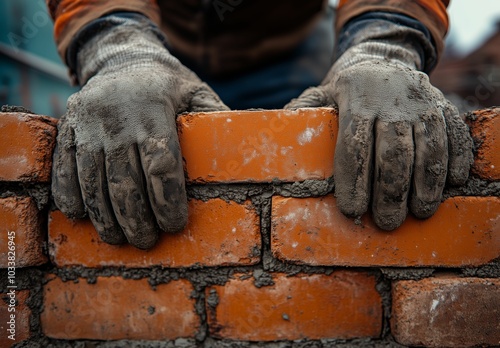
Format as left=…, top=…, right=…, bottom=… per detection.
left=286, top=14, right=473, bottom=230
left=52, top=14, right=229, bottom=249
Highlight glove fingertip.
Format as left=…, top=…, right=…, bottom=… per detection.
left=157, top=205, right=188, bottom=234
left=335, top=192, right=369, bottom=220
left=284, top=86, right=333, bottom=110
left=127, top=228, right=159, bottom=250
left=373, top=208, right=407, bottom=231
left=442, top=101, right=474, bottom=186
left=52, top=133, right=86, bottom=219
left=446, top=134, right=474, bottom=186
left=190, top=87, right=230, bottom=112
left=410, top=196, right=440, bottom=220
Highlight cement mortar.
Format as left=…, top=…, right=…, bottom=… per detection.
left=253, top=269, right=275, bottom=288
left=443, top=175, right=500, bottom=198
left=275, top=178, right=334, bottom=198
left=203, top=337, right=406, bottom=347
left=375, top=274, right=393, bottom=339
left=380, top=268, right=435, bottom=281
left=1, top=268, right=45, bottom=348
left=0, top=183, right=51, bottom=210
left=461, top=257, right=500, bottom=278
left=187, top=179, right=334, bottom=206
left=16, top=337, right=409, bottom=348
left=1, top=105, right=34, bottom=114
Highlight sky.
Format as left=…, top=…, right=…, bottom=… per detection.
left=446, top=0, right=500, bottom=55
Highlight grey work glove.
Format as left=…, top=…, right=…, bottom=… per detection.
left=52, top=15, right=229, bottom=249
left=286, top=22, right=473, bottom=230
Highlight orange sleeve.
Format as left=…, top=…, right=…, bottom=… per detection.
left=336, top=0, right=450, bottom=58
left=46, top=0, right=161, bottom=64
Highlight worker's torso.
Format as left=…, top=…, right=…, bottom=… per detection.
left=156, top=0, right=327, bottom=77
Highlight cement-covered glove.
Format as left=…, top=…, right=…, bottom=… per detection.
left=286, top=15, right=473, bottom=230
left=52, top=14, right=228, bottom=249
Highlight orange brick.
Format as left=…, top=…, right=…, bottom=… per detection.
left=49, top=198, right=260, bottom=267
left=42, top=276, right=199, bottom=340
left=0, top=290, right=31, bottom=347
left=467, top=107, right=500, bottom=180
left=271, top=196, right=500, bottom=267
left=0, top=197, right=47, bottom=268
left=206, top=271, right=382, bottom=341
left=0, top=112, right=57, bottom=182
left=391, top=276, right=500, bottom=347
left=178, top=108, right=337, bottom=183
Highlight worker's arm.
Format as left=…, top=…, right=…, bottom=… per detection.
left=48, top=4, right=229, bottom=249
left=286, top=0, right=473, bottom=230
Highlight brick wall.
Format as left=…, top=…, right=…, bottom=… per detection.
left=0, top=107, right=499, bottom=348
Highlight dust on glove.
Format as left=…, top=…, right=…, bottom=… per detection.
left=52, top=15, right=229, bottom=249
left=286, top=18, right=473, bottom=230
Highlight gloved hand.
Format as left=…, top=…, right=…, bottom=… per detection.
left=52, top=15, right=229, bottom=249
left=286, top=19, right=473, bottom=230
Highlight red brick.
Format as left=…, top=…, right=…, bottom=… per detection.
left=0, top=197, right=47, bottom=268
left=0, top=290, right=31, bottom=347
left=42, top=276, right=199, bottom=340
left=467, top=107, right=500, bottom=180
left=0, top=112, right=57, bottom=182
left=391, top=276, right=500, bottom=347
left=178, top=108, right=337, bottom=183
left=49, top=198, right=260, bottom=267
left=271, top=196, right=500, bottom=267
left=206, top=271, right=382, bottom=341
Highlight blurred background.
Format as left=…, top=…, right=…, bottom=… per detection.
left=0, top=0, right=499, bottom=117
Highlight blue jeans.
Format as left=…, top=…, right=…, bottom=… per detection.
left=186, top=8, right=335, bottom=110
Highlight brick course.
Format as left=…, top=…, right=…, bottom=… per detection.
left=0, top=290, right=31, bottom=347
left=391, top=276, right=500, bottom=347
left=271, top=195, right=500, bottom=267
left=49, top=199, right=260, bottom=267
left=0, top=112, right=57, bottom=182
left=0, top=107, right=499, bottom=346
left=206, top=271, right=382, bottom=341
left=41, top=276, right=199, bottom=340
left=467, top=107, right=500, bottom=180
left=0, top=197, right=47, bottom=268
left=178, top=108, right=337, bottom=183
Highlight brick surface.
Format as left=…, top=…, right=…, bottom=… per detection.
left=49, top=198, right=260, bottom=267
left=271, top=195, right=500, bottom=267
left=467, top=107, right=500, bottom=180
left=42, top=276, right=199, bottom=340
left=0, top=112, right=57, bottom=182
left=391, top=276, right=500, bottom=347
left=0, top=290, right=31, bottom=347
left=0, top=197, right=47, bottom=268
left=178, top=108, right=337, bottom=183
left=206, top=271, right=382, bottom=341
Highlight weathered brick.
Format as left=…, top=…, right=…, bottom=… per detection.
left=467, top=107, right=500, bottom=180
left=271, top=196, right=500, bottom=267
left=49, top=198, right=260, bottom=267
left=0, top=112, right=57, bottom=182
left=42, top=276, right=199, bottom=340
left=0, top=197, right=47, bottom=268
left=206, top=271, right=382, bottom=341
left=0, top=290, right=31, bottom=347
left=178, top=108, right=337, bottom=183
left=391, top=276, right=500, bottom=347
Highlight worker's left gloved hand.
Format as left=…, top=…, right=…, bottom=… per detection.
left=285, top=18, right=473, bottom=230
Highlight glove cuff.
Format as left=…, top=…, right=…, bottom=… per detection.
left=68, top=13, right=170, bottom=85
left=334, top=12, right=437, bottom=73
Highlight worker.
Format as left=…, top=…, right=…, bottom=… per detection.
left=47, top=0, right=473, bottom=249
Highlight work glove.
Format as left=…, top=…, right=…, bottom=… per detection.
left=286, top=18, right=473, bottom=230
left=52, top=15, right=229, bottom=249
